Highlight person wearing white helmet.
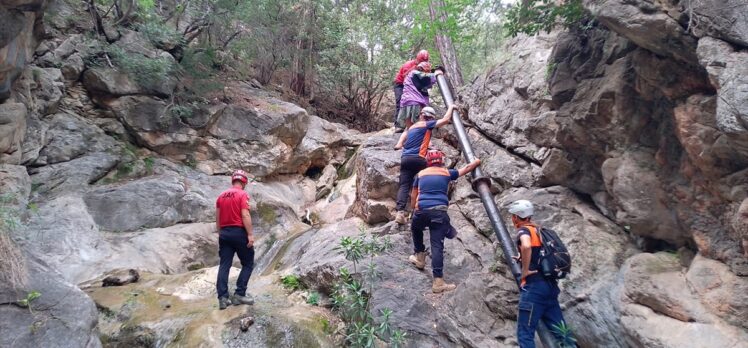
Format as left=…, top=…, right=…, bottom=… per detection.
left=392, top=105, right=456, bottom=225
left=507, top=200, right=573, bottom=348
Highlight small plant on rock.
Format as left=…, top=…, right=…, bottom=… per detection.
left=551, top=321, right=577, bottom=348
left=281, top=274, right=304, bottom=291
left=332, top=230, right=403, bottom=347
left=307, top=291, right=320, bottom=306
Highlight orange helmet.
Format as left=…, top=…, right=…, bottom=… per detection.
left=416, top=50, right=429, bottom=62
left=426, top=149, right=445, bottom=167
left=231, top=170, right=249, bottom=184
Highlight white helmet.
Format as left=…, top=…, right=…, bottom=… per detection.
left=508, top=200, right=534, bottom=218
left=421, top=106, right=437, bottom=118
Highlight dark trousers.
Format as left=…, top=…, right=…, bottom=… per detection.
left=396, top=156, right=427, bottom=211
left=393, top=83, right=404, bottom=125
left=411, top=209, right=452, bottom=278
left=517, top=279, right=572, bottom=348
left=216, top=226, right=255, bottom=299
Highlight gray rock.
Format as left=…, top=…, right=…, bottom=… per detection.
left=29, top=152, right=120, bottom=198
left=696, top=37, right=748, bottom=135
left=83, top=67, right=176, bottom=97
left=686, top=0, right=748, bottom=47
left=0, top=102, right=26, bottom=164
left=13, top=67, right=64, bottom=116
left=83, top=175, right=212, bottom=232
left=0, top=164, right=30, bottom=210
left=0, top=0, right=46, bottom=102
left=350, top=135, right=400, bottom=224
left=601, top=150, right=684, bottom=244
left=583, top=0, right=698, bottom=63
left=61, top=53, right=85, bottom=80
left=619, top=253, right=748, bottom=347
left=19, top=110, right=47, bottom=164
left=0, top=256, right=101, bottom=348
left=101, top=269, right=140, bottom=287
left=34, top=112, right=119, bottom=166
left=315, top=164, right=337, bottom=201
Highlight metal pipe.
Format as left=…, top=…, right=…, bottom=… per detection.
left=435, top=74, right=559, bottom=348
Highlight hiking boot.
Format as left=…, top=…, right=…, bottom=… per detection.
left=231, top=293, right=254, bottom=305
left=408, top=252, right=426, bottom=270
left=394, top=211, right=407, bottom=225
left=218, top=296, right=232, bottom=310
left=432, top=278, right=457, bottom=293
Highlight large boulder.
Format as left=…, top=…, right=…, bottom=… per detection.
left=33, top=112, right=120, bottom=166
left=0, top=256, right=101, bottom=348
left=686, top=0, right=748, bottom=47
left=696, top=37, right=748, bottom=135
left=601, top=150, right=683, bottom=244
left=619, top=253, right=748, bottom=347
left=83, top=175, right=213, bottom=232
left=582, top=0, right=698, bottom=63
left=350, top=135, right=400, bottom=224
left=83, top=67, right=177, bottom=98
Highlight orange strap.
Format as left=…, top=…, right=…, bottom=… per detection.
left=522, top=224, right=543, bottom=247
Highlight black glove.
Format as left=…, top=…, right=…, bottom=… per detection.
left=433, top=65, right=445, bottom=73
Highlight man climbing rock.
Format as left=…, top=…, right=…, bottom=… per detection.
left=508, top=200, right=573, bottom=347
left=215, top=170, right=256, bottom=309
left=393, top=105, right=455, bottom=224
left=392, top=50, right=429, bottom=130
left=408, top=149, right=480, bottom=293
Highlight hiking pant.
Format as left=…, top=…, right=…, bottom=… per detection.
left=411, top=209, right=452, bottom=278
left=395, top=156, right=427, bottom=211
left=393, top=83, right=404, bottom=125
left=216, top=226, right=255, bottom=299
left=517, top=279, right=572, bottom=348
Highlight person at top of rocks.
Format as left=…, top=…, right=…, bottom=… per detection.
left=408, top=149, right=481, bottom=293
left=393, top=104, right=455, bottom=225
left=215, top=170, right=256, bottom=310
left=392, top=49, right=430, bottom=130
left=508, top=200, right=574, bottom=347
left=396, top=62, right=442, bottom=131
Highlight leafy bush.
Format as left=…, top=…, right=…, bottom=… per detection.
left=136, top=20, right=183, bottom=49
left=307, top=291, right=320, bottom=306
left=332, top=231, right=405, bottom=347
left=105, top=45, right=175, bottom=89
left=503, top=0, right=593, bottom=37
left=281, top=274, right=304, bottom=291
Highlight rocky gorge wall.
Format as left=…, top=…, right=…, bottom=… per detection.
left=1, top=0, right=747, bottom=347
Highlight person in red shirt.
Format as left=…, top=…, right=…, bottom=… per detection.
left=393, top=50, right=429, bottom=130
left=215, top=170, right=255, bottom=309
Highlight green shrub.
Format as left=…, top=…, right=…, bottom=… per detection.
left=105, top=45, right=175, bottom=89
left=503, top=0, right=593, bottom=37
left=281, top=274, right=304, bottom=291
left=307, top=291, right=320, bottom=306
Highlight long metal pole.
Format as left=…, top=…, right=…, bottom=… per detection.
left=435, top=74, right=559, bottom=348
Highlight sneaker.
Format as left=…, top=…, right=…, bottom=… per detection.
left=218, top=296, right=232, bottom=310
left=231, top=293, right=254, bottom=305
left=394, top=211, right=407, bottom=225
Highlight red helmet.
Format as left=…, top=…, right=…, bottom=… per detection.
left=426, top=149, right=445, bottom=167
left=417, top=61, right=432, bottom=72
left=231, top=170, right=249, bottom=184
left=416, top=50, right=429, bottom=63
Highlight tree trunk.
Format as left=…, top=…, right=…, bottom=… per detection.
left=428, top=0, right=465, bottom=88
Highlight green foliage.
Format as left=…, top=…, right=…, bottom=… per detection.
left=332, top=231, right=401, bottom=347
left=551, top=321, right=577, bottom=348
left=170, top=105, right=194, bottom=119
left=143, top=157, right=155, bottom=175
left=503, top=0, right=592, bottom=37
left=281, top=274, right=304, bottom=291
left=104, top=45, right=175, bottom=90
left=307, top=291, right=320, bottom=306
left=136, top=20, right=183, bottom=48
left=17, top=291, right=41, bottom=309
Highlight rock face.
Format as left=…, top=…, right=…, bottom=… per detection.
left=0, top=0, right=47, bottom=102
left=0, top=256, right=101, bottom=348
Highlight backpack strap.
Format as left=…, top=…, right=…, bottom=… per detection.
left=523, top=225, right=543, bottom=247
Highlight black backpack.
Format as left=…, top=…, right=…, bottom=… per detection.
left=532, top=226, right=572, bottom=279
